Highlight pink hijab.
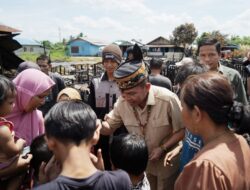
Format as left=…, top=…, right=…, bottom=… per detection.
left=6, top=69, right=55, bottom=145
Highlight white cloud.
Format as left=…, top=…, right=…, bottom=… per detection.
left=220, top=9, right=250, bottom=36
left=196, top=16, right=220, bottom=34
left=2, top=0, right=250, bottom=43
left=194, top=9, right=250, bottom=36
left=66, top=0, right=152, bottom=15
left=146, top=12, right=193, bottom=25
left=191, top=0, right=218, bottom=6
left=73, top=15, right=132, bottom=33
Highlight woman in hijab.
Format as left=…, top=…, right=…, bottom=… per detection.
left=57, top=87, right=81, bottom=102
left=6, top=69, right=55, bottom=145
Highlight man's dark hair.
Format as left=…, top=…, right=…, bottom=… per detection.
left=36, top=54, right=51, bottom=65
left=30, top=134, right=53, bottom=179
left=110, top=134, right=148, bottom=176
left=0, top=75, right=16, bottom=106
left=197, top=38, right=221, bottom=55
left=175, top=62, right=209, bottom=85
left=149, top=58, right=163, bottom=70
left=45, top=100, right=97, bottom=145
left=17, top=61, right=41, bottom=73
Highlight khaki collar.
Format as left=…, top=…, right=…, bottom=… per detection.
left=145, top=86, right=156, bottom=106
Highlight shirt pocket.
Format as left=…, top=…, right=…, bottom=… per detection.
left=151, top=115, right=170, bottom=128
left=148, top=116, right=172, bottom=145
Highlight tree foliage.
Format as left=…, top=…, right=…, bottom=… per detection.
left=41, top=40, right=53, bottom=49
left=171, top=23, right=198, bottom=47
left=230, top=35, right=250, bottom=45
left=197, top=31, right=229, bottom=46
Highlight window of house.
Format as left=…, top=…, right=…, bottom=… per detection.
left=30, top=47, right=34, bottom=52
left=71, top=46, right=79, bottom=53
left=23, top=47, right=27, bottom=52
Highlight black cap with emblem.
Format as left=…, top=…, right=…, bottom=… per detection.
left=114, top=44, right=148, bottom=89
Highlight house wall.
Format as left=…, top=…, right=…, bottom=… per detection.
left=15, top=45, right=47, bottom=55
left=67, top=40, right=101, bottom=56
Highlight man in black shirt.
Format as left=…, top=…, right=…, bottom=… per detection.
left=243, top=51, right=250, bottom=99
left=149, top=58, right=172, bottom=91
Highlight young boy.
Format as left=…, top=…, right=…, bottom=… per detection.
left=34, top=100, right=131, bottom=190
left=110, top=134, right=150, bottom=190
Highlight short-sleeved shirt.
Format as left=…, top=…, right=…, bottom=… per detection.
left=179, top=129, right=203, bottom=171
left=34, top=170, right=131, bottom=190
left=131, top=173, right=150, bottom=190
left=175, top=134, right=250, bottom=190
left=218, top=63, right=248, bottom=105
left=106, top=85, right=183, bottom=176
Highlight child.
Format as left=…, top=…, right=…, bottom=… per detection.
left=30, top=134, right=54, bottom=187
left=110, top=134, right=150, bottom=190
left=34, top=100, right=131, bottom=190
left=0, top=75, right=28, bottom=190
left=56, top=87, right=82, bottom=102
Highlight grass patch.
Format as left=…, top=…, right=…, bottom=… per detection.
left=18, top=52, right=101, bottom=63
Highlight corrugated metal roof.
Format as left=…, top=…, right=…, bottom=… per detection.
left=147, top=36, right=170, bottom=45
left=113, top=40, right=133, bottom=46
left=14, top=37, right=42, bottom=46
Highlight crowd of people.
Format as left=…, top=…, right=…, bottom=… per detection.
left=0, top=37, right=249, bottom=190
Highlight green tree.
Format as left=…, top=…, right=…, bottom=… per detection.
left=229, top=35, right=250, bottom=45
left=230, top=35, right=242, bottom=45
left=241, top=36, right=250, bottom=45
left=41, top=40, right=52, bottom=49
left=197, top=30, right=229, bottom=46
left=171, top=23, right=198, bottom=48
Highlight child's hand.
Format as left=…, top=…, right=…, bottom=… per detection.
left=38, top=156, right=61, bottom=184
left=16, top=138, right=26, bottom=148
left=164, top=145, right=182, bottom=167
left=11, top=130, right=15, bottom=138
left=90, top=149, right=104, bottom=171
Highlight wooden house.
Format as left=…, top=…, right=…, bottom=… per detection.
left=146, top=36, right=184, bottom=61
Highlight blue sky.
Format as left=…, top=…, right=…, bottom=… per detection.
left=1, top=0, right=250, bottom=43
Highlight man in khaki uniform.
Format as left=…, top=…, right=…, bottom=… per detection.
left=101, top=52, right=184, bottom=190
